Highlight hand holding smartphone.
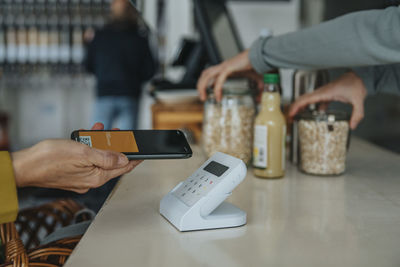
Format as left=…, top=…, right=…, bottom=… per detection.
left=71, top=130, right=192, bottom=160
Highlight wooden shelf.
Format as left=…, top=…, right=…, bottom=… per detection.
left=152, top=101, right=204, bottom=142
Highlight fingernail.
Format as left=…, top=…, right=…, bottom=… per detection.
left=118, top=155, right=129, bottom=166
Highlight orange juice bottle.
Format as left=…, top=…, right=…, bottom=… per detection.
left=253, top=73, right=286, bottom=178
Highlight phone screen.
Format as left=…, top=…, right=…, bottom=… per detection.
left=72, top=130, right=191, bottom=158
left=77, top=131, right=139, bottom=153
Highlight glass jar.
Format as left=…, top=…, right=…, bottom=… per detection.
left=297, top=110, right=350, bottom=175
left=202, top=79, right=255, bottom=164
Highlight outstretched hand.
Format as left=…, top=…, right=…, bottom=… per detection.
left=11, top=123, right=141, bottom=193
left=289, top=72, right=367, bottom=129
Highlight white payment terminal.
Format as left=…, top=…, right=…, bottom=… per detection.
left=160, top=152, right=247, bottom=231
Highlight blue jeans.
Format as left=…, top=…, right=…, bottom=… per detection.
left=92, top=96, right=139, bottom=130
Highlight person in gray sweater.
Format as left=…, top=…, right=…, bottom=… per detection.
left=196, top=5, right=400, bottom=129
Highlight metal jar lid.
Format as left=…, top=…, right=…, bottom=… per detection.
left=295, top=110, right=350, bottom=122
left=207, top=78, right=251, bottom=96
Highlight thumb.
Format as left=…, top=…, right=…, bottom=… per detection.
left=350, top=99, right=365, bottom=130
left=87, top=148, right=129, bottom=170
left=91, top=122, right=105, bottom=130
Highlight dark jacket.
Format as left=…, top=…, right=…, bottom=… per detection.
left=85, top=21, right=156, bottom=97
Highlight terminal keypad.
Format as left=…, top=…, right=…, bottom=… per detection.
left=173, top=171, right=221, bottom=206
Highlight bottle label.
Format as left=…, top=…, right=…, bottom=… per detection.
left=253, top=125, right=268, bottom=168
left=282, top=125, right=286, bottom=171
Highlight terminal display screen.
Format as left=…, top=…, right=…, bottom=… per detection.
left=204, top=161, right=229, bottom=177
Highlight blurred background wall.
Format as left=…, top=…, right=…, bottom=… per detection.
left=0, top=0, right=399, bottom=153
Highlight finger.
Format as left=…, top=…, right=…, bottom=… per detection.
left=350, top=100, right=364, bottom=130
left=288, top=95, right=317, bottom=118
left=197, top=67, right=218, bottom=101
left=196, top=73, right=208, bottom=101
left=87, top=148, right=129, bottom=170
left=72, top=188, right=90, bottom=194
left=100, top=160, right=142, bottom=185
left=91, top=122, right=104, bottom=130
left=288, top=91, right=330, bottom=118
left=213, top=70, right=230, bottom=102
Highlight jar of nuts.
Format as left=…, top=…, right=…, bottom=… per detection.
left=202, top=79, right=255, bottom=164
left=297, top=110, right=350, bottom=175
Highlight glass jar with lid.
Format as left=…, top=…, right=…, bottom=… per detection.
left=297, top=110, right=350, bottom=175
left=202, top=79, right=256, bottom=164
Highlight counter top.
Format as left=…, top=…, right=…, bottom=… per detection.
left=65, top=138, right=400, bottom=267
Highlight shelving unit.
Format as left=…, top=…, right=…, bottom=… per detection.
left=0, top=0, right=110, bottom=73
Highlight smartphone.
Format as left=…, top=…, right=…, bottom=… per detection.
left=71, top=130, right=192, bottom=160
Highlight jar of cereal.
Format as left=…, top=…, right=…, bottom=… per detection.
left=297, top=110, right=350, bottom=175
left=202, top=79, right=255, bottom=164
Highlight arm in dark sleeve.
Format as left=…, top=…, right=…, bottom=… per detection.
left=139, top=37, right=157, bottom=81
left=249, top=6, right=400, bottom=73
left=83, top=37, right=96, bottom=74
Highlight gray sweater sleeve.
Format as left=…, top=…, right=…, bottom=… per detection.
left=353, top=64, right=400, bottom=94
left=249, top=6, right=400, bottom=94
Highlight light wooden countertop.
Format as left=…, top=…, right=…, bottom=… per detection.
left=65, top=138, right=400, bottom=267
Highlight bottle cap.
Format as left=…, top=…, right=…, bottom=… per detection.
left=264, top=73, right=280, bottom=84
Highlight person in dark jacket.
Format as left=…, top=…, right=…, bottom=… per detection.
left=85, top=0, right=156, bottom=129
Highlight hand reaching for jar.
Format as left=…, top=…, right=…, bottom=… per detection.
left=11, top=123, right=141, bottom=193
left=289, top=72, right=368, bottom=130
left=197, top=50, right=264, bottom=102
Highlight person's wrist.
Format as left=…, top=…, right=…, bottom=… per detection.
left=347, top=71, right=367, bottom=96
left=355, top=73, right=367, bottom=92
left=348, top=71, right=361, bottom=82
left=11, top=150, right=28, bottom=187
left=11, top=145, right=39, bottom=188
left=242, top=50, right=254, bottom=70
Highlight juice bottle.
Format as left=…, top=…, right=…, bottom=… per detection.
left=253, top=73, right=286, bottom=178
